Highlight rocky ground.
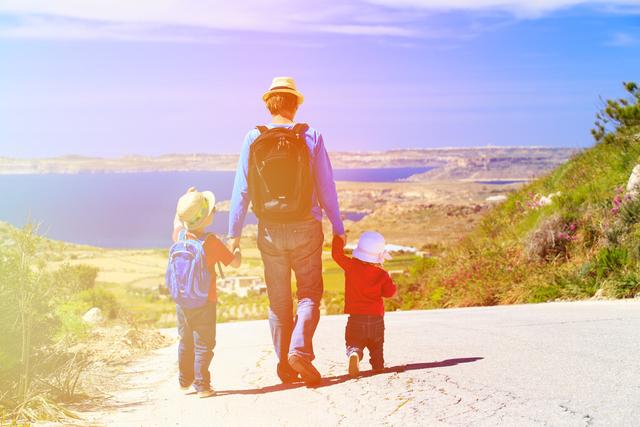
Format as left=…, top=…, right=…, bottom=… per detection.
left=335, top=180, right=524, bottom=249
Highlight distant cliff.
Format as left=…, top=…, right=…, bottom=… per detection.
left=0, top=147, right=578, bottom=175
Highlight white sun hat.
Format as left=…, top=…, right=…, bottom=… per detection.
left=352, top=231, right=392, bottom=264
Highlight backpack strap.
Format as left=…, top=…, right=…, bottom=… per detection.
left=178, top=229, right=187, bottom=241
left=256, top=125, right=269, bottom=134
left=291, top=123, right=309, bottom=136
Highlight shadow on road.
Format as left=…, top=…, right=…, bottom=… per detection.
left=215, top=357, right=484, bottom=397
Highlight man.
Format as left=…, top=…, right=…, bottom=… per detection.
left=228, top=76, right=345, bottom=386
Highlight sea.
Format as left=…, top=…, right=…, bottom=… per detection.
left=0, top=167, right=430, bottom=248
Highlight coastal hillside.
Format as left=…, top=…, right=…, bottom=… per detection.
left=394, top=82, right=640, bottom=309
left=0, top=147, right=576, bottom=175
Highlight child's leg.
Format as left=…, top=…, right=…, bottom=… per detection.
left=177, top=305, right=195, bottom=387
left=345, top=316, right=365, bottom=360
left=191, top=302, right=217, bottom=391
left=367, top=318, right=385, bottom=371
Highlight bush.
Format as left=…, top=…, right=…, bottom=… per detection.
left=323, top=291, right=345, bottom=315
left=0, top=225, right=107, bottom=422
left=77, top=288, right=119, bottom=319
left=595, top=247, right=628, bottom=280
left=524, top=214, right=575, bottom=262
left=52, top=264, right=98, bottom=294
left=619, top=196, right=640, bottom=226
left=552, top=268, right=597, bottom=299
left=606, top=273, right=640, bottom=298
left=527, top=285, right=561, bottom=303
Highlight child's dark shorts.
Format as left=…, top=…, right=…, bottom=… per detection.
left=345, top=314, right=385, bottom=370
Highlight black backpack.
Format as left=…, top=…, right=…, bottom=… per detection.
left=248, top=123, right=313, bottom=223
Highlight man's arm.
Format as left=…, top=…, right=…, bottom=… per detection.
left=228, top=132, right=253, bottom=249
left=312, top=133, right=345, bottom=239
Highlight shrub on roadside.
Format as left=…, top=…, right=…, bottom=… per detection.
left=0, top=225, right=116, bottom=423
left=524, top=214, right=576, bottom=262
left=52, top=264, right=98, bottom=294
left=401, top=81, right=640, bottom=308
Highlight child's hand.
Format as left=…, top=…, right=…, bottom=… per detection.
left=230, top=248, right=242, bottom=268
left=227, top=236, right=241, bottom=252
left=335, top=234, right=347, bottom=246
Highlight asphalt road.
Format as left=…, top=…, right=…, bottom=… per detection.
left=84, top=300, right=640, bottom=426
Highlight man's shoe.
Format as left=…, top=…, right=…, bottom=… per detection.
left=288, top=354, right=321, bottom=386
left=197, top=387, right=215, bottom=398
left=348, top=353, right=360, bottom=378
left=277, top=362, right=301, bottom=384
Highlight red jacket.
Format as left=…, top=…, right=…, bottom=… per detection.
left=332, top=236, right=397, bottom=316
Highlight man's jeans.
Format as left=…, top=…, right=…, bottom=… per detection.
left=176, top=302, right=216, bottom=391
left=257, top=218, right=324, bottom=363
left=345, top=314, right=385, bottom=370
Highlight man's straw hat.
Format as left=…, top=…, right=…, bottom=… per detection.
left=262, top=76, right=304, bottom=105
left=176, top=190, right=216, bottom=231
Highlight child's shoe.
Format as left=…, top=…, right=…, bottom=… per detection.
left=197, top=387, right=215, bottom=398
left=348, top=352, right=360, bottom=378
left=180, top=381, right=193, bottom=394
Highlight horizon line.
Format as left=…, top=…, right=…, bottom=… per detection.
left=0, top=145, right=583, bottom=161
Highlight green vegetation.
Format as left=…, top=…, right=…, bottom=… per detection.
left=0, top=224, right=105, bottom=423
left=0, top=226, right=174, bottom=424
left=396, top=82, right=640, bottom=309
left=100, top=282, right=271, bottom=326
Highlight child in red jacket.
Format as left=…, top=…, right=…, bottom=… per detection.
left=332, top=232, right=397, bottom=377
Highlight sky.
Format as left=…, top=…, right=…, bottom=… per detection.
left=0, top=0, right=639, bottom=157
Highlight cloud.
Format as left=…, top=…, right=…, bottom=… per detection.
left=0, top=0, right=417, bottom=41
left=605, top=31, right=640, bottom=46
left=364, top=0, right=640, bottom=19
left=0, top=0, right=639, bottom=42
left=0, top=15, right=228, bottom=43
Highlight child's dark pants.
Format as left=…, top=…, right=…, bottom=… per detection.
left=345, top=314, right=385, bottom=370
left=176, top=302, right=216, bottom=392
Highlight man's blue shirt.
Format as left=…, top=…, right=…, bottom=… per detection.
left=228, top=123, right=344, bottom=238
